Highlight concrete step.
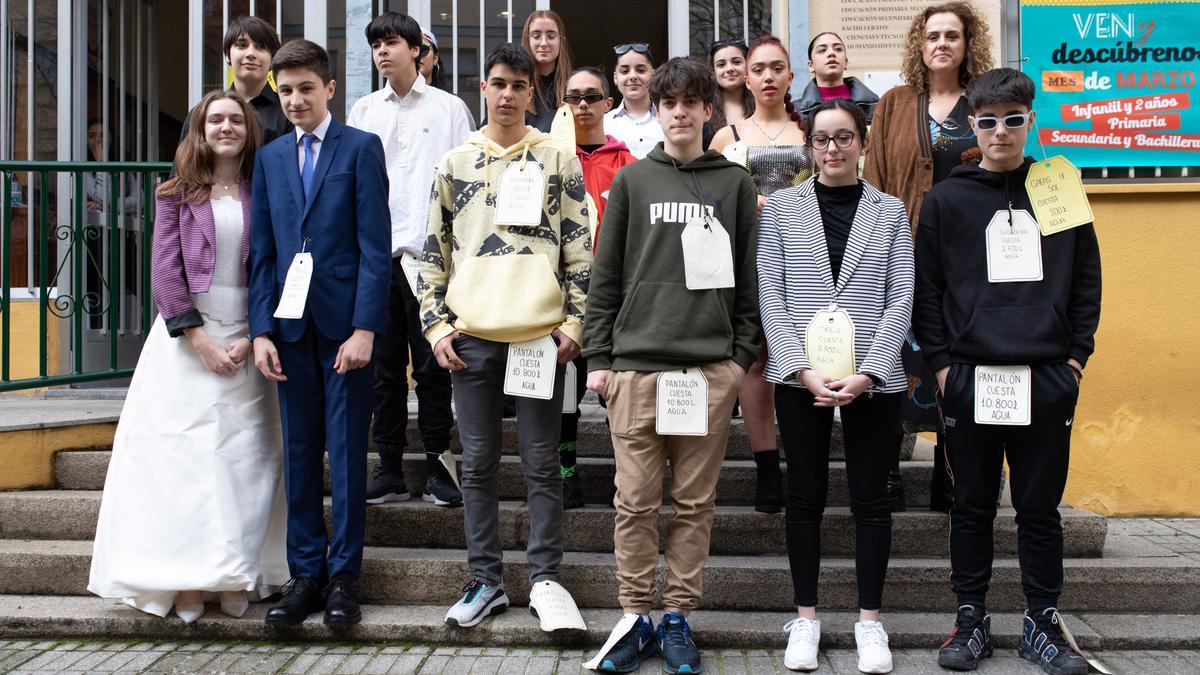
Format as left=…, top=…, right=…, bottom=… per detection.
left=53, top=451, right=938, bottom=508
left=1, top=540, right=1195, bottom=613
left=0, top=491, right=1108, bottom=558
left=1, top=595, right=1196, bottom=651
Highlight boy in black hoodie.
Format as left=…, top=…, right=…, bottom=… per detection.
left=581, top=58, right=759, bottom=675
left=915, top=69, right=1101, bottom=675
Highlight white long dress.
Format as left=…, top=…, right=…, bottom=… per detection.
left=88, top=195, right=289, bottom=617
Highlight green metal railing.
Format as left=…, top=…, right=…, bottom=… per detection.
left=0, top=161, right=172, bottom=392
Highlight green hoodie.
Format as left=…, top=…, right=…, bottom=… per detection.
left=582, top=145, right=760, bottom=372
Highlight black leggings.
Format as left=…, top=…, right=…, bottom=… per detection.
left=777, top=385, right=901, bottom=610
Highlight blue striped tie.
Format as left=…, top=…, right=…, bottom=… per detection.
left=301, top=133, right=316, bottom=198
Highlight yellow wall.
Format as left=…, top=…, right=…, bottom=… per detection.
left=1, top=300, right=60, bottom=383
left=0, top=423, right=115, bottom=490
left=1065, top=184, right=1200, bottom=516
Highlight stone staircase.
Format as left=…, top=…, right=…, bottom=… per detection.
left=0, top=398, right=1198, bottom=652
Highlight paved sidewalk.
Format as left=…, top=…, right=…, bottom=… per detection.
left=2, top=640, right=1199, bottom=674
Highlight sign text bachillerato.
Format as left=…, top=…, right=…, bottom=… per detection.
left=1021, top=0, right=1200, bottom=167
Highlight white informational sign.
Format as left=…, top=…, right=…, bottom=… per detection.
left=584, top=613, right=642, bottom=670
left=273, top=252, right=313, bottom=319
left=495, top=161, right=545, bottom=226
left=805, top=304, right=857, bottom=380
left=400, top=252, right=421, bottom=296
left=655, top=369, right=709, bottom=436
left=974, top=365, right=1032, bottom=426
left=528, top=579, right=586, bottom=632
left=986, top=210, right=1044, bottom=283
left=681, top=216, right=735, bottom=290
left=562, top=361, right=578, bottom=414
left=503, top=335, right=558, bottom=400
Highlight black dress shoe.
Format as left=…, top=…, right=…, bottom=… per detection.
left=265, top=577, right=324, bottom=626
left=324, top=576, right=362, bottom=626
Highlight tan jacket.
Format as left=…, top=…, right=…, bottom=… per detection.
left=862, top=84, right=934, bottom=235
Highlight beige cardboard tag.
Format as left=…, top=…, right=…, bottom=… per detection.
left=1025, top=155, right=1094, bottom=236
left=584, top=613, right=643, bottom=670
left=528, top=579, right=586, bottom=632
left=986, top=210, right=1044, bottom=283
left=503, top=335, right=557, bottom=400
left=495, top=161, right=545, bottom=227
left=400, top=252, right=421, bottom=296
left=273, top=252, right=313, bottom=319
left=655, top=368, right=708, bottom=436
left=437, top=449, right=461, bottom=491
left=722, top=140, right=749, bottom=170
left=549, top=104, right=577, bottom=153
left=974, top=365, right=1032, bottom=426
left=562, top=361, right=578, bottom=414
left=681, top=216, right=735, bottom=290
left=805, top=304, right=857, bottom=380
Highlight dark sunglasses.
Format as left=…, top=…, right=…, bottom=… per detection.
left=613, top=43, right=650, bottom=55
left=563, top=92, right=606, bottom=105
left=710, top=38, right=747, bottom=52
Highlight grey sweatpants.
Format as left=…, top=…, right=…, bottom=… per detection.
left=450, top=333, right=566, bottom=587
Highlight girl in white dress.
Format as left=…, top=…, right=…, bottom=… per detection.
left=89, top=90, right=288, bottom=623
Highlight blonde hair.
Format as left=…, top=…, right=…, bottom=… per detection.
left=900, top=1, right=994, bottom=94
left=521, top=10, right=572, bottom=115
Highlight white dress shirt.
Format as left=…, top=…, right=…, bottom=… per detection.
left=347, top=76, right=476, bottom=257
left=604, top=101, right=663, bottom=159
left=295, top=113, right=333, bottom=174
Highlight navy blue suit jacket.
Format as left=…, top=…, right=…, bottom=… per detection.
left=248, top=116, right=391, bottom=343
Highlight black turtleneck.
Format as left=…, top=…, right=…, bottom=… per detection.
left=815, top=179, right=863, bottom=283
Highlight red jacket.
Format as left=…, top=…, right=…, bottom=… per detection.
left=576, top=136, right=636, bottom=245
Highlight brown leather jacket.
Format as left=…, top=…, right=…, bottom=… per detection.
left=863, top=84, right=933, bottom=235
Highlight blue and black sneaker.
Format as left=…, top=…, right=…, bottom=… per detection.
left=1019, top=608, right=1088, bottom=675
left=657, top=612, right=702, bottom=674
left=595, top=614, right=658, bottom=673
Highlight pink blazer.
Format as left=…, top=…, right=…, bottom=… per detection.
left=151, top=180, right=251, bottom=330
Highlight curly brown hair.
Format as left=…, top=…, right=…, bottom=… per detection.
left=899, top=1, right=994, bottom=94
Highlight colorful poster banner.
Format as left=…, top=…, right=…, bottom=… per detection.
left=1021, top=0, right=1200, bottom=167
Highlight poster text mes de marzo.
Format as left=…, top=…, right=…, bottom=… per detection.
left=1046, top=10, right=1198, bottom=90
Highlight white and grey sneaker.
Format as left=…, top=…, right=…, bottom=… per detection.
left=444, top=578, right=509, bottom=628
left=854, top=619, right=893, bottom=674
left=783, top=616, right=820, bottom=671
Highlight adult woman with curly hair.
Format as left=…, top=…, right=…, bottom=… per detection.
left=862, top=1, right=994, bottom=514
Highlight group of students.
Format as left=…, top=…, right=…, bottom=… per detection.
left=85, top=3, right=1102, bottom=675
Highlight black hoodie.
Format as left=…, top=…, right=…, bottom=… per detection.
left=913, top=157, right=1101, bottom=371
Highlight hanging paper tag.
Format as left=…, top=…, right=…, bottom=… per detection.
left=437, top=449, right=461, bottom=491
left=549, top=104, right=577, bottom=153
left=400, top=252, right=421, bottom=297
left=528, top=579, right=587, bottom=632
left=681, top=216, right=735, bottom=290
left=805, top=304, right=857, bottom=380
left=562, top=361, right=578, bottom=414
left=495, top=161, right=545, bottom=227
left=655, top=369, right=708, bottom=436
left=503, top=335, right=557, bottom=400
left=974, top=365, right=1032, bottom=426
left=584, top=613, right=643, bottom=670
left=722, top=140, right=749, bottom=170
left=985, top=209, right=1044, bottom=283
left=1025, top=155, right=1094, bottom=236
left=273, top=252, right=313, bottom=319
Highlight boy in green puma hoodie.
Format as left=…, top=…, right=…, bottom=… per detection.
left=581, top=57, right=759, bottom=674
left=419, top=42, right=592, bottom=630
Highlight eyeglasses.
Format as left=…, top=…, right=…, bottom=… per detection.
left=563, top=92, right=606, bottom=105
left=710, top=38, right=747, bottom=52
left=972, top=113, right=1030, bottom=131
left=809, top=131, right=857, bottom=150
left=613, top=43, right=650, bottom=56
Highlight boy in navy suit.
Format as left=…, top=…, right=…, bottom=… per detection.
left=248, top=39, right=390, bottom=627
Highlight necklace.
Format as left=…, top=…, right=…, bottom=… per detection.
left=213, top=177, right=240, bottom=192
left=750, top=116, right=790, bottom=145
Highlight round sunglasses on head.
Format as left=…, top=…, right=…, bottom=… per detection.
left=710, top=38, right=747, bottom=52
left=563, top=92, right=606, bottom=105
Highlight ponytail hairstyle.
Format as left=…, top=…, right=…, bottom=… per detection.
left=521, top=10, right=573, bottom=115
left=747, top=34, right=804, bottom=132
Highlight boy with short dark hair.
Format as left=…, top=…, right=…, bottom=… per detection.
left=419, top=42, right=592, bottom=630
left=347, top=11, right=474, bottom=508
left=914, top=68, right=1101, bottom=675
left=249, top=38, right=391, bottom=628
left=582, top=57, right=759, bottom=674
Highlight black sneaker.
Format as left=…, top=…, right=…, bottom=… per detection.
left=755, top=468, right=783, bottom=514
left=423, top=471, right=463, bottom=507
left=1019, top=608, right=1088, bottom=675
left=938, top=605, right=993, bottom=670
left=365, top=467, right=411, bottom=504
left=657, top=612, right=702, bottom=674
left=594, top=614, right=658, bottom=673
left=562, top=466, right=585, bottom=510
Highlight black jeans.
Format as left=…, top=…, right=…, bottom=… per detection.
left=940, top=362, right=1079, bottom=612
left=371, top=257, right=454, bottom=472
left=777, top=385, right=900, bottom=610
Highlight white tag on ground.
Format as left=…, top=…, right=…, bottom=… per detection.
left=805, top=304, right=857, bottom=380
left=273, top=252, right=313, bottom=319
left=562, top=361, right=578, bottom=414
left=655, top=369, right=709, bottom=436
left=528, top=579, right=586, bottom=632
left=986, top=210, right=1043, bottom=283
left=681, top=216, right=735, bottom=290
left=974, top=365, right=1032, bottom=426
left=438, top=449, right=460, bottom=491
left=583, top=613, right=641, bottom=670
left=495, top=161, right=545, bottom=227
left=503, top=335, right=557, bottom=400
left=400, top=252, right=421, bottom=296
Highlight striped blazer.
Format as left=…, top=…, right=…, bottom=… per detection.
left=151, top=180, right=252, bottom=336
left=757, top=177, right=914, bottom=392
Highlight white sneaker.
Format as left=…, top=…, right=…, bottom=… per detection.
left=854, top=619, right=893, bottom=674
left=783, top=616, right=820, bottom=671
